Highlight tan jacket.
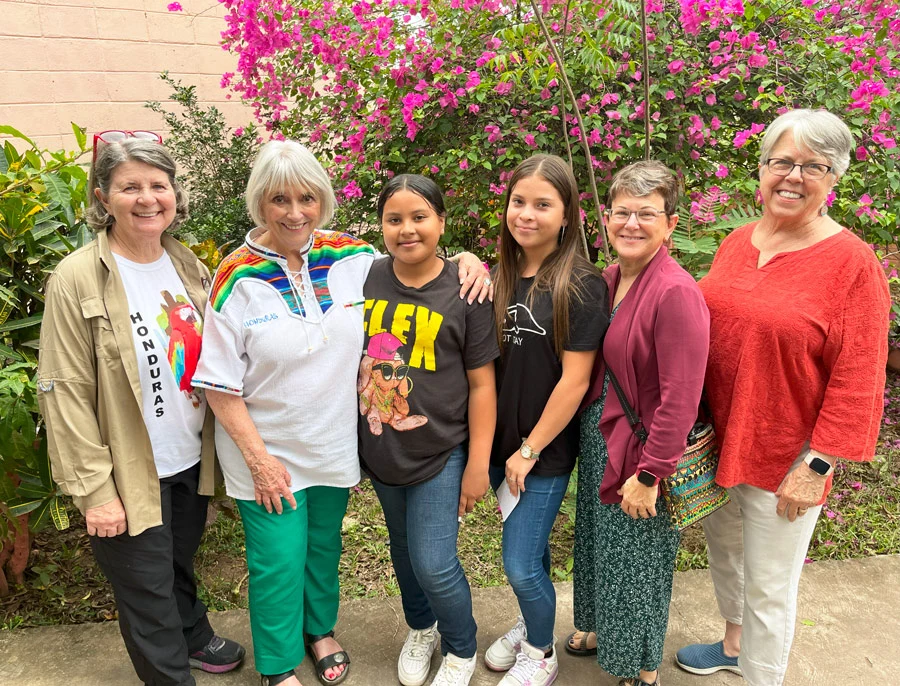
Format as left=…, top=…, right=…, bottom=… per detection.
left=37, top=229, right=218, bottom=535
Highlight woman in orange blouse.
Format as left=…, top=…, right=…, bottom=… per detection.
left=675, top=109, right=890, bottom=686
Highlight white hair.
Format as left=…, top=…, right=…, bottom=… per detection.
left=245, top=140, right=336, bottom=229
left=758, top=109, right=854, bottom=178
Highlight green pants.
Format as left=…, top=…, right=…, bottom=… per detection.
left=237, top=486, right=350, bottom=675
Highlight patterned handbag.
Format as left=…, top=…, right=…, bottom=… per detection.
left=606, top=366, right=730, bottom=531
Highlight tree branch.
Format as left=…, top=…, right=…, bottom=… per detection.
left=529, top=0, right=610, bottom=261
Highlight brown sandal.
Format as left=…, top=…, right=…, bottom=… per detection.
left=565, top=630, right=598, bottom=656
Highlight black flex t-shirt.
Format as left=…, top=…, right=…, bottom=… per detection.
left=358, top=258, right=500, bottom=486
left=492, top=272, right=609, bottom=476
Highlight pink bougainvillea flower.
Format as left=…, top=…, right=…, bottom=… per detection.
left=668, top=59, right=685, bottom=74
left=664, top=90, right=676, bottom=100
left=715, top=164, right=729, bottom=178
left=342, top=180, right=363, bottom=199
left=167, top=2, right=183, bottom=11
left=459, top=159, right=469, bottom=170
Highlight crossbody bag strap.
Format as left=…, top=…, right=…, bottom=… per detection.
left=605, top=362, right=649, bottom=444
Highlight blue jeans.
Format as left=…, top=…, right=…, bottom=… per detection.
left=372, top=446, right=477, bottom=658
left=490, top=465, right=570, bottom=651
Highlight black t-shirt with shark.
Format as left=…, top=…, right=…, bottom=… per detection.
left=492, top=272, right=608, bottom=476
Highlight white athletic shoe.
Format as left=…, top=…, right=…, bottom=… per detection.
left=484, top=615, right=527, bottom=671
left=497, top=638, right=559, bottom=686
left=398, top=622, right=438, bottom=686
left=430, top=652, right=477, bottom=686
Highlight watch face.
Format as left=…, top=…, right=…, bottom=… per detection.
left=808, top=457, right=831, bottom=475
left=637, top=470, right=657, bottom=486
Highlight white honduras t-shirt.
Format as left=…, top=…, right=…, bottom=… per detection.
left=114, top=252, right=206, bottom=477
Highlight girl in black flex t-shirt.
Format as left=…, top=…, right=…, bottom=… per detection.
left=484, top=155, right=608, bottom=685
left=358, top=175, right=499, bottom=686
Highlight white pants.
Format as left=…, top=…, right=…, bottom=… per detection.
left=701, top=480, right=822, bottom=686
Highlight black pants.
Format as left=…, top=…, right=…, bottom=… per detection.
left=90, top=464, right=214, bottom=686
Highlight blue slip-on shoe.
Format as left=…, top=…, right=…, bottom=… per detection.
left=675, top=641, right=741, bottom=676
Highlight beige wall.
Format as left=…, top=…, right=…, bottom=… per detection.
left=0, top=0, right=254, bottom=153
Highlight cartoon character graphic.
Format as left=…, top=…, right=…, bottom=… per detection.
left=358, top=332, right=428, bottom=436
left=158, top=291, right=203, bottom=408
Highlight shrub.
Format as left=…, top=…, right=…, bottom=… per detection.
left=0, top=124, right=91, bottom=594
left=217, top=0, right=900, bottom=272
left=146, top=73, right=260, bottom=252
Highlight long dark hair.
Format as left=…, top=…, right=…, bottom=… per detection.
left=494, top=154, right=597, bottom=355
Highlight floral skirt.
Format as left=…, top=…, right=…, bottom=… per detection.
left=573, top=392, right=681, bottom=678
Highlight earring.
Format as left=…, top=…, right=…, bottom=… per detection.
left=820, top=204, right=828, bottom=216
left=558, top=225, right=566, bottom=246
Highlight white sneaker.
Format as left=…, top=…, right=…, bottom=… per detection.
left=497, top=638, right=559, bottom=686
left=430, top=652, right=477, bottom=686
left=484, top=615, right=527, bottom=671
left=398, top=622, right=438, bottom=686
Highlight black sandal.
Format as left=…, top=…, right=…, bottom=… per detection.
left=260, top=670, right=296, bottom=686
left=305, top=631, right=351, bottom=685
left=565, top=630, right=598, bottom=656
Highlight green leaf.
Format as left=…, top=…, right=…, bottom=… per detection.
left=50, top=496, right=70, bottom=530
left=0, top=313, right=43, bottom=333
left=0, top=125, right=38, bottom=150
left=71, top=123, right=87, bottom=151
left=7, top=496, right=44, bottom=517
left=41, top=172, right=72, bottom=209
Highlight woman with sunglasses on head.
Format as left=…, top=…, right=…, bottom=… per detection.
left=38, top=135, right=246, bottom=686
left=357, top=174, right=499, bottom=686
left=675, top=110, right=889, bottom=686
left=484, top=154, right=608, bottom=686
left=192, top=142, right=491, bottom=686
left=567, top=161, right=710, bottom=686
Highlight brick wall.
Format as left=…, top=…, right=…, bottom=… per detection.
left=0, top=0, right=253, bottom=152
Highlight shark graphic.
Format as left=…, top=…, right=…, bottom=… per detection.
left=504, top=303, right=547, bottom=336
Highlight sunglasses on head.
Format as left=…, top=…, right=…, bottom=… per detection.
left=92, top=130, right=163, bottom=162
left=373, top=363, right=410, bottom=381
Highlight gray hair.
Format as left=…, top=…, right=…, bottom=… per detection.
left=758, top=109, right=854, bottom=178
left=246, top=140, right=336, bottom=230
left=606, top=160, right=680, bottom=215
left=86, top=139, right=188, bottom=232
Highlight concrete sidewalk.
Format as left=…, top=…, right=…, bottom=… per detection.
left=1, top=555, right=896, bottom=685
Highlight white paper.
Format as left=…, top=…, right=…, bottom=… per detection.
left=497, top=478, right=521, bottom=522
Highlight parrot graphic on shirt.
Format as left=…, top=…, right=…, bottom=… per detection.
left=158, top=291, right=203, bottom=407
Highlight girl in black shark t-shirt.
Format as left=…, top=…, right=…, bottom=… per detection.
left=484, top=155, right=608, bottom=684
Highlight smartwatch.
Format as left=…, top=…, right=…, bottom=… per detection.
left=519, top=440, right=540, bottom=461
left=804, top=453, right=834, bottom=476
left=637, top=469, right=660, bottom=487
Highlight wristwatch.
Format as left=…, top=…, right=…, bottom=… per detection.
left=637, top=469, right=660, bottom=487
left=519, top=440, right=540, bottom=461
left=804, top=453, right=834, bottom=476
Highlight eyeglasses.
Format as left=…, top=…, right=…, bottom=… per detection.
left=92, top=130, right=163, bottom=162
left=763, top=158, right=832, bottom=180
left=603, top=208, right=667, bottom=225
left=373, top=363, right=410, bottom=381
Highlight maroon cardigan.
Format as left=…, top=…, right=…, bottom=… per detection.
left=582, top=247, right=710, bottom=504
